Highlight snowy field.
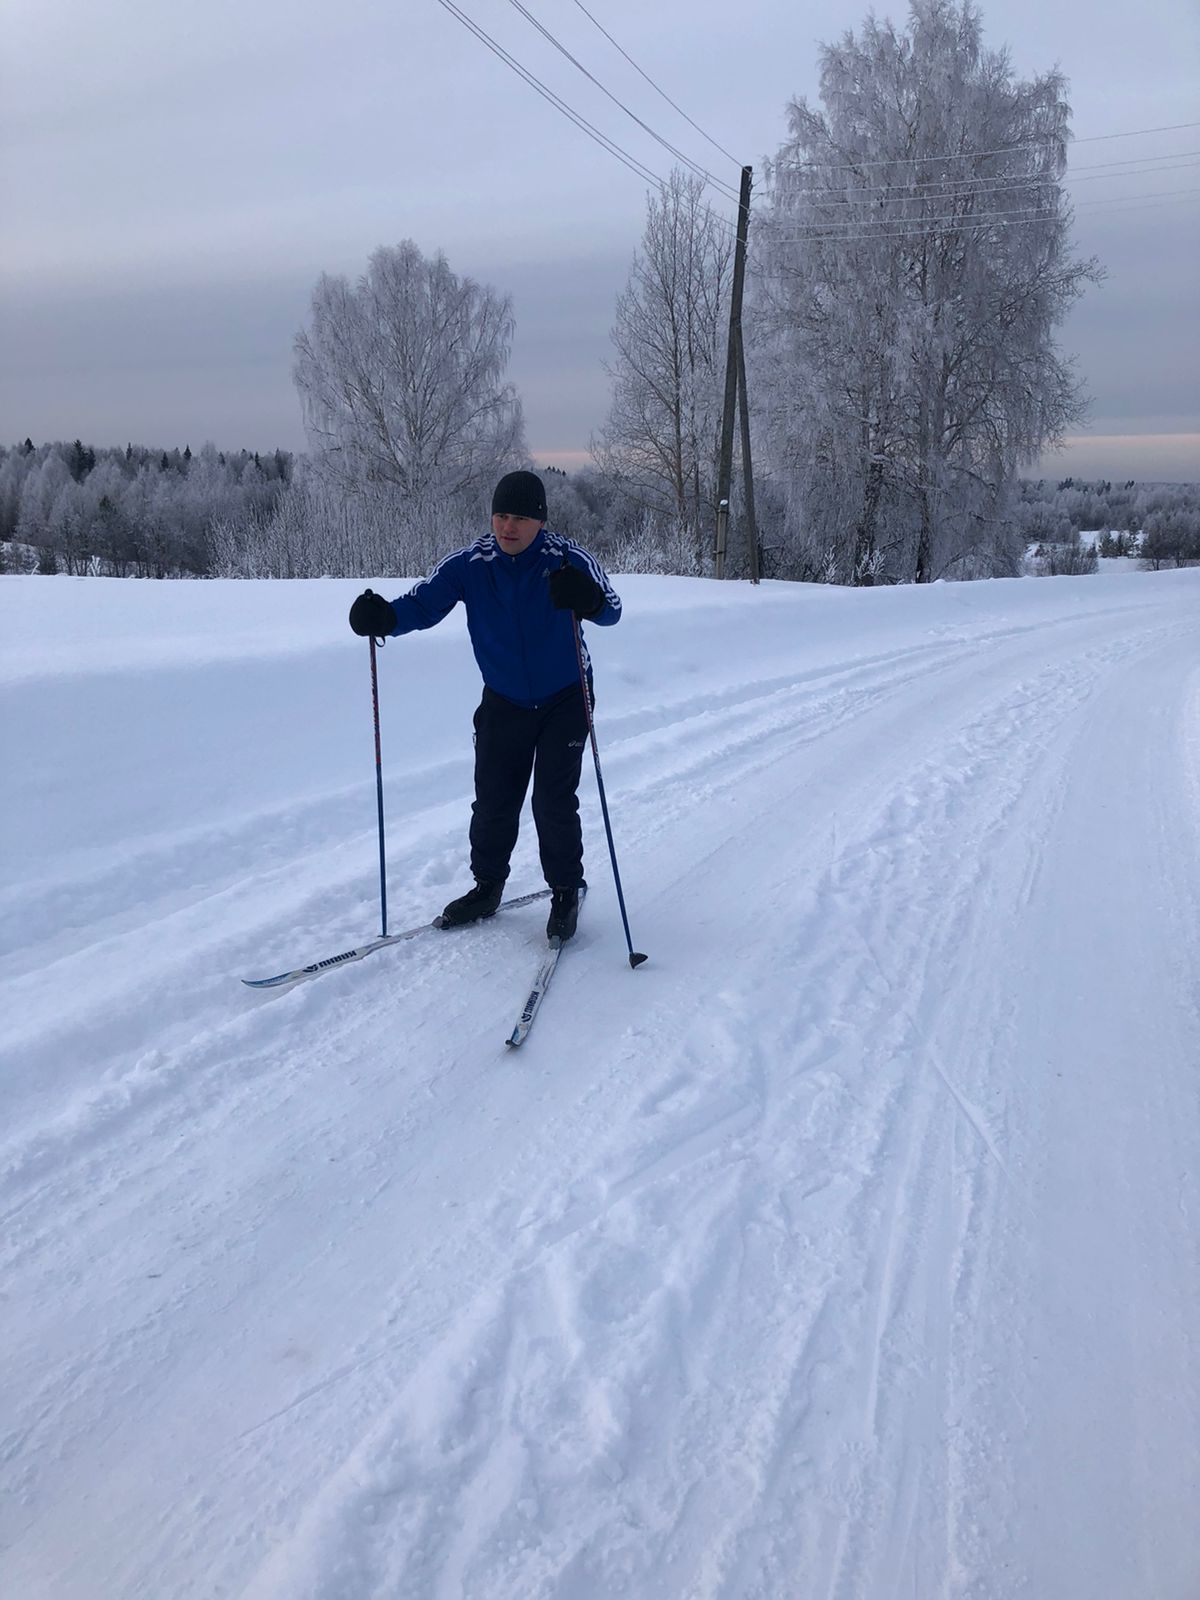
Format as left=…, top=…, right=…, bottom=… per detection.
left=2, top=567, right=1199, bottom=1600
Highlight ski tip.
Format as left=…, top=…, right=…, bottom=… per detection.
left=629, top=951, right=649, bottom=969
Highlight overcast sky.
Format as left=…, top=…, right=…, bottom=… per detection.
left=2, top=0, right=1197, bottom=479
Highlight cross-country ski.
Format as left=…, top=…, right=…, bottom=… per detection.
left=506, top=887, right=588, bottom=1047
left=241, top=889, right=552, bottom=991
left=506, top=940, right=565, bottom=1048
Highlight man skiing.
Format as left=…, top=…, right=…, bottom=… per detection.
left=348, top=469, right=621, bottom=943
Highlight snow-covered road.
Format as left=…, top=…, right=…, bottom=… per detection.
left=3, top=570, right=1198, bottom=1598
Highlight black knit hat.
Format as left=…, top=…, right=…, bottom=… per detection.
left=492, top=470, right=547, bottom=522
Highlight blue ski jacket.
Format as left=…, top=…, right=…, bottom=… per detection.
left=387, top=529, right=621, bottom=709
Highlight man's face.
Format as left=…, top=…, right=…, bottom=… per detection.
left=492, top=512, right=543, bottom=555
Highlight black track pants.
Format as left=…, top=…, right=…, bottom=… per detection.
left=469, top=684, right=590, bottom=889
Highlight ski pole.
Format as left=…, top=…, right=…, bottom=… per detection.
left=571, top=614, right=647, bottom=969
left=368, top=633, right=388, bottom=937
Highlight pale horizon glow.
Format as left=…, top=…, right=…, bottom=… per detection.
left=1037, top=433, right=1199, bottom=483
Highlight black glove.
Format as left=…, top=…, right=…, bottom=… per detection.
left=548, top=562, right=605, bottom=619
left=349, top=589, right=396, bottom=638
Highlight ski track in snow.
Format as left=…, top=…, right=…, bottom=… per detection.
left=2, top=573, right=1198, bottom=1599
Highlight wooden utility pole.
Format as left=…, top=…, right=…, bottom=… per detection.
left=714, top=165, right=753, bottom=580
left=736, top=324, right=759, bottom=583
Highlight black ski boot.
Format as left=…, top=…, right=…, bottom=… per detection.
left=546, top=885, right=582, bottom=942
left=439, top=879, right=504, bottom=927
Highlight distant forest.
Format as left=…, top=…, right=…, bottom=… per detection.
left=1, top=437, right=1197, bottom=580
left=0, top=439, right=292, bottom=578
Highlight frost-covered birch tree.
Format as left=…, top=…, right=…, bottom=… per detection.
left=753, top=0, right=1100, bottom=582
left=293, top=241, right=526, bottom=508
left=594, top=171, right=732, bottom=554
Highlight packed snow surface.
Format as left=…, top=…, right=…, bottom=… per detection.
left=2, top=569, right=1199, bottom=1600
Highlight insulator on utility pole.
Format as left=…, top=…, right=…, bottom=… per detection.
left=714, top=164, right=754, bottom=580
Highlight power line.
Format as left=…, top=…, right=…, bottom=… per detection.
left=503, top=0, right=739, bottom=201
left=764, top=165, right=1200, bottom=229
left=1073, top=119, right=1200, bottom=144
left=566, top=0, right=742, bottom=167
left=772, top=119, right=1200, bottom=174
left=430, top=0, right=744, bottom=253
left=430, top=0, right=739, bottom=209
left=1068, top=148, right=1200, bottom=174
left=430, top=0, right=665, bottom=189
left=760, top=187, right=1200, bottom=248
left=769, top=153, right=1200, bottom=206
left=427, top=6, right=1191, bottom=258
left=766, top=188, right=1200, bottom=242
